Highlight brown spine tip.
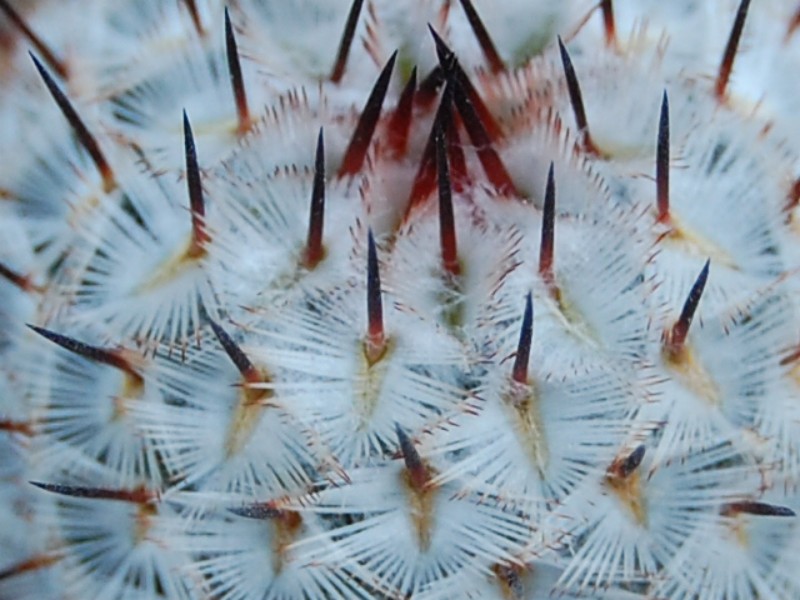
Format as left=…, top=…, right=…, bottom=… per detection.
left=395, top=424, right=429, bottom=491
left=450, top=75, right=516, bottom=196
left=458, top=0, right=504, bottom=73
left=338, top=51, right=397, bottom=177
left=29, top=481, right=155, bottom=504
left=616, top=444, right=646, bottom=478
left=557, top=37, right=599, bottom=157
left=428, top=26, right=502, bottom=143
left=225, top=7, right=250, bottom=135
left=511, top=292, right=534, bottom=385
left=460, top=70, right=502, bottom=143
left=30, top=52, right=116, bottom=193
left=387, top=67, right=417, bottom=158
left=439, top=83, right=469, bottom=194
left=406, top=132, right=437, bottom=216
left=405, top=122, right=438, bottom=217
left=208, top=319, right=261, bottom=384
left=417, top=65, right=445, bottom=107
left=538, top=162, right=556, bottom=288
left=656, top=90, right=670, bottom=224
left=365, top=229, right=386, bottom=364
left=303, top=128, right=326, bottom=269
left=0, top=553, right=62, bottom=581
left=27, top=325, right=142, bottom=384
left=436, top=119, right=459, bottom=277
left=0, top=0, right=67, bottom=78
left=447, top=128, right=468, bottom=195
left=182, top=0, right=205, bottom=36
left=715, top=0, right=751, bottom=101
left=425, top=31, right=456, bottom=81
left=183, top=110, right=209, bottom=256
left=666, top=259, right=710, bottom=354
left=230, top=502, right=302, bottom=556
left=0, top=262, right=43, bottom=294
left=428, top=26, right=459, bottom=83
left=600, top=0, right=617, bottom=47
left=229, top=503, right=283, bottom=520
left=721, top=501, right=796, bottom=517
left=330, top=0, right=365, bottom=83
left=405, top=80, right=456, bottom=218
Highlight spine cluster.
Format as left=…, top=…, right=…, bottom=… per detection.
left=0, top=1, right=799, bottom=598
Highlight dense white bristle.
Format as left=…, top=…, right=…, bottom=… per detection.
left=1, top=1, right=800, bottom=598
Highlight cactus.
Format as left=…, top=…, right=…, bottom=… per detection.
left=1, top=1, right=799, bottom=598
